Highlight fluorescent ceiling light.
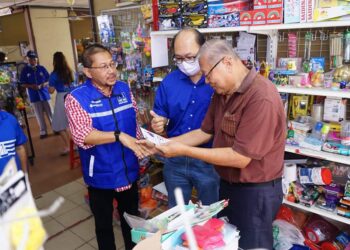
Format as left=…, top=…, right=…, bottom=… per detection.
left=0, top=7, right=12, bottom=17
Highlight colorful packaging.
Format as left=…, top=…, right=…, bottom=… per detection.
left=207, top=0, right=251, bottom=15
left=158, top=2, right=181, bottom=15
left=306, top=0, right=314, bottom=22
left=182, top=13, right=208, bottom=28
left=182, top=1, right=208, bottom=14
left=252, top=9, right=266, bottom=25
left=266, top=7, right=283, bottom=24
left=208, top=12, right=240, bottom=27
left=254, top=0, right=268, bottom=9
left=159, top=14, right=182, bottom=30
left=298, top=167, right=333, bottom=185
left=284, top=0, right=300, bottom=23
left=268, top=0, right=283, bottom=8
left=240, top=10, right=254, bottom=25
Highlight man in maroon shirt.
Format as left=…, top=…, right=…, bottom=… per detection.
left=151, top=39, right=286, bottom=249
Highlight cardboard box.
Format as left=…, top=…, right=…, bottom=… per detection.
left=240, top=10, right=253, bottom=25
left=254, top=0, right=268, bottom=9
left=266, top=7, right=283, bottom=23
left=268, top=0, right=283, bottom=8
left=284, top=0, right=301, bottom=23
left=252, top=9, right=267, bottom=25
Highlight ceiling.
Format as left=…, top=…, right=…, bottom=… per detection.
left=0, top=0, right=90, bottom=9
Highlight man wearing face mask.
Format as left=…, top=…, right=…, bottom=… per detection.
left=150, top=29, right=219, bottom=207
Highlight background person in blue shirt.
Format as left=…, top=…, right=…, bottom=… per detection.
left=20, top=50, right=52, bottom=139
left=49, top=51, right=75, bottom=156
left=0, top=110, right=28, bottom=174
left=150, top=28, right=219, bottom=207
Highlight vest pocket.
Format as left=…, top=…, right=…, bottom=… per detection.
left=89, top=155, right=95, bottom=177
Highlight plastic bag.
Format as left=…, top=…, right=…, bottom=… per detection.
left=273, top=219, right=305, bottom=250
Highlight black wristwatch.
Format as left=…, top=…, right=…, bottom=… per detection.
left=114, top=130, right=121, bottom=142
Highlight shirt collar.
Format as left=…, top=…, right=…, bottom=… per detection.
left=236, top=67, right=258, bottom=94
left=87, top=78, right=114, bottom=97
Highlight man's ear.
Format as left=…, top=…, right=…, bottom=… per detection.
left=83, top=67, right=92, bottom=79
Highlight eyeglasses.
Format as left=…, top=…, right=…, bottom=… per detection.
left=88, top=61, right=117, bottom=71
left=173, top=55, right=197, bottom=64
left=205, top=57, right=225, bottom=79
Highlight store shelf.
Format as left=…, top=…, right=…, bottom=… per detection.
left=250, top=20, right=350, bottom=31
left=151, top=26, right=249, bottom=37
left=151, top=21, right=350, bottom=37
left=283, top=199, right=350, bottom=225
left=277, top=85, right=350, bottom=98
left=285, top=145, right=350, bottom=165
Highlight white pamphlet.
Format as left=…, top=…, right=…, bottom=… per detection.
left=140, top=128, right=170, bottom=145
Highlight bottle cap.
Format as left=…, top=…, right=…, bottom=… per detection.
left=315, top=122, right=323, bottom=131
left=321, top=168, right=332, bottom=185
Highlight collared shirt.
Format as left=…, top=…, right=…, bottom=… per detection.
left=154, top=69, right=214, bottom=143
left=49, top=71, right=76, bottom=93
left=201, top=68, right=286, bottom=183
left=0, top=111, right=27, bottom=174
left=19, top=64, right=50, bottom=102
left=65, top=80, right=141, bottom=192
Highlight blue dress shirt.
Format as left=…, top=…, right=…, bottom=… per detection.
left=153, top=69, right=214, bottom=145
left=20, top=64, right=50, bottom=102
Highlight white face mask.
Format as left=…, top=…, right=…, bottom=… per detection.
left=177, top=59, right=201, bottom=76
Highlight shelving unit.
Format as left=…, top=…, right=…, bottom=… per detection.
left=276, top=85, right=350, bottom=99
left=283, top=199, right=350, bottom=225
left=285, top=145, right=350, bottom=165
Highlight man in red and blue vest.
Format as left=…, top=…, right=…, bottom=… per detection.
left=65, top=44, right=150, bottom=250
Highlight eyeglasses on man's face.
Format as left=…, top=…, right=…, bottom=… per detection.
left=205, top=57, right=225, bottom=79
left=172, top=55, right=197, bottom=64
left=88, top=61, right=117, bottom=71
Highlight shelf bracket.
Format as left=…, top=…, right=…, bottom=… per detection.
left=248, top=29, right=279, bottom=68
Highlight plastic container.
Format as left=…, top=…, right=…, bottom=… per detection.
left=299, top=167, right=333, bottom=185
left=312, top=121, right=324, bottom=140
left=340, top=122, right=350, bottom=146
left=303, top=215, right=339, bottom=244
left=321, top=232, right=350, bottom=250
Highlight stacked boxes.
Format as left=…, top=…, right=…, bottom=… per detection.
left=182, top=0, right=208, bottom=28
left=240, top=0, right=282, bottom=26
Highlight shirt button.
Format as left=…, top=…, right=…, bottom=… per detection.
left=192, top=100, right=195, bottom=104
left=194, top=86, right=197, bottom=89
left=188, top=127, right=191, bottom=130
left=190, top=114, right=193, bottom=117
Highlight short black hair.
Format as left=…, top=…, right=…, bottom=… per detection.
left=171, top=28, right=205, bottom=50
left=82, top=43, right=111, bottom=68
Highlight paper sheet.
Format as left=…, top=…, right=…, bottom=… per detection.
left=140, top=128, right=170, bottom=145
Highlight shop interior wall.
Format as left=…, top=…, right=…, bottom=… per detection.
left=29, top=8, right=75, bottom=73
left=70, top=18, right=93, bottom=40
left=0, top=12, right=29, bottom=62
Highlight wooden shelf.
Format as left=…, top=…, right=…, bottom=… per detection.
left=283, top=199, right=350, bottom=225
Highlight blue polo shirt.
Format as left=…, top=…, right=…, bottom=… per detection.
left=20, top=64, right=50, bottom=102
left=154, top=69, right=214, bottom=145
left=49, top=71, right=76, bottom=93
left=0, top=111, right=27, bottom=174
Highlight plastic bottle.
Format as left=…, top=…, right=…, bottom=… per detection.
left=321, top=124, right=331, bottom=142
left=303, top=215, right=339, bottom=244
left=312, top=121, right=324, bottom=140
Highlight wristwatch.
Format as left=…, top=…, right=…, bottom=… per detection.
left=114, top=130, right=121, bottom=142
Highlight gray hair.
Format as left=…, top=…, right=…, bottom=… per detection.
left=197, top=39, right=239, bottom=64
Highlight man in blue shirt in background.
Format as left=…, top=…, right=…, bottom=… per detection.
left=0, top=110, right=27, bottom=174
left=20, top=50, right=52, bottom=139
left=150, top=29, right=219, bottom=207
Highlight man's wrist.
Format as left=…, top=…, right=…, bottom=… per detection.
left=114, top=130, right=120, bottom=142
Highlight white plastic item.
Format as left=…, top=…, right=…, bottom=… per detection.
left=273, top=219, right=305, bottom=250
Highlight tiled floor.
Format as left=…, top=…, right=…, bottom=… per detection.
left=35, top=178, right=125, bottom=250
